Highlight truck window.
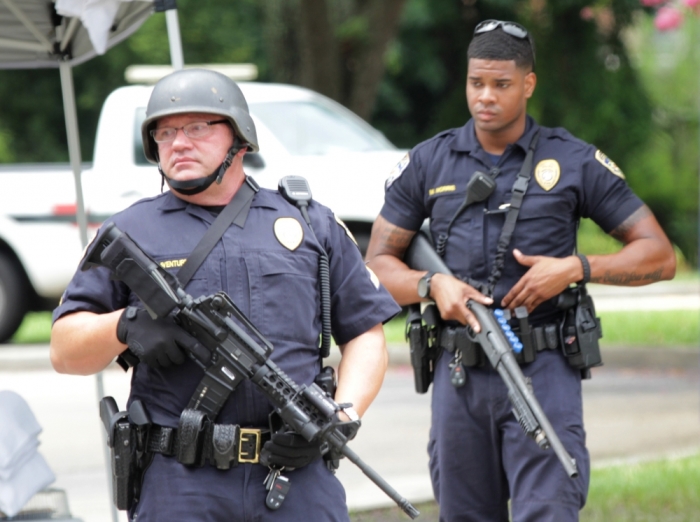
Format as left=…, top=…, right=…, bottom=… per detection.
left=134, top=107, right=149, bottom=166
left=249, top=101, right=395, bottom=156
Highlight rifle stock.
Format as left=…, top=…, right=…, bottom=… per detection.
left=404, top=231, right=578, bottom=478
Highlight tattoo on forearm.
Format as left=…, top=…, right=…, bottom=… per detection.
left=379, top=225, right=414, bottom=257
left=610, top=206, right=652, bottom=242
left=590, top=268, right=663, bottom=285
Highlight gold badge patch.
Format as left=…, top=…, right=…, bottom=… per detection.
left=595, top=150, right=625, bottom=179
left=534, top=159, right=560, bottom=191
left=274, top=217, right=304, bottom=251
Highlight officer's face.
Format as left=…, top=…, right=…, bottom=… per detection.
left=466, top=59, right=536, bottom=136
left=156, top=112, right=235, bottom=182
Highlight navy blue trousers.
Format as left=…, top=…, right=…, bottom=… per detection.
left=429, top=349, right=590, bottom=522
left=129, top=455, right=348, bottom=521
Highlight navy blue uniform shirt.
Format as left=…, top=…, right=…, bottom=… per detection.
left=54, top=186, right=400, bottom=429
left=381, top=116, right=643, bottom=324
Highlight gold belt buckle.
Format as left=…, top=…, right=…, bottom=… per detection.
left=238, top=428, right=262, bottom=464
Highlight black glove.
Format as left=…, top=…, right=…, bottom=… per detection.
left=323, top=420, right=361, bottom=472
left=116, top=306, right=198, bottom=368
left=259, top=432, right=323, bottom=470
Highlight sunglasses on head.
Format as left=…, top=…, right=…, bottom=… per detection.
left=473, top=19, right=535, bottom=68
left=474, top=19, right=529, bottom=39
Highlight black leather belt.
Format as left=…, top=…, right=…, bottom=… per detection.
left=147, top=417, right=271, bottom=470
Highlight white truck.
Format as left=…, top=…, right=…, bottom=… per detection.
left=0, top=81, right=406, bottom=342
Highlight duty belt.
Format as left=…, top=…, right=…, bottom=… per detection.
left=439, top=321, right=561, bottom=366
left=147, top=411, right=271, bottom=470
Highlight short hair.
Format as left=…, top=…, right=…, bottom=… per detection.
left=467, top=27, right=535, bottom=72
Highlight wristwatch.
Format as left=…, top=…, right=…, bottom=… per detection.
left=417, top=271, right=436, bottom=299
left=342, top=406, right=360, bottom=422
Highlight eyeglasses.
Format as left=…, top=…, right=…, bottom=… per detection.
left=474, top=20, right=528, bottom=39
left=151, top=119, right=229, bottom=143
left=473, top=20, right=535, bottom=68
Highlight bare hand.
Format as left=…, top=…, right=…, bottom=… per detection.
left=430, top=273, right=493, bottom=332
left=501, top=249, right=582, bottom=313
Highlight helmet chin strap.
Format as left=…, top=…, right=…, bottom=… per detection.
left=159, top=138, right=245, bottom=196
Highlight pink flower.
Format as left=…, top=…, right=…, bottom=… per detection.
left=580, top=6, right=595, bottom=20
left=654, top=6, right=683, bottom=30
left=640, top=0, right=667, bottom=6
left=682, top=0, right=700, bottom=8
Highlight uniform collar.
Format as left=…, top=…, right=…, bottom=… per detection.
left=450, top=115, right=539, bottom=154
left=155, top=184, right=277, bottom=226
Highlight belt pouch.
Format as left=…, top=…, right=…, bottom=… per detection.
left=112, top=420, right=136, bottom=510
left=515, top=307, right=536, bottom=364
left=212, top=424, right=238, bottom=470
left=176, top=409, right=208, bottom=466
left=457, top=330, right=483, bottom=367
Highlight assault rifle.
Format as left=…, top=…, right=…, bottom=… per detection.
left=83, top=223, right=420, bottom=519
left=404, top=231, right=579, bottom=479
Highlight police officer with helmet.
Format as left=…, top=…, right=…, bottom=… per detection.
left=51, top=68, right=400, bottom=521
left=366, top=21, right=676, bottom=521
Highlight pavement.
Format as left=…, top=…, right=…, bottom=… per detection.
left=0, top=280, right=698, bottom=521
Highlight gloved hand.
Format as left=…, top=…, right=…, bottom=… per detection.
left=116, top=306, right=198, bottom=368
left=323, top=420, right=361, bottom=471
left=260, top=432, right=323, bottom=470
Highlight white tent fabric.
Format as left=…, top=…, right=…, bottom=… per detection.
left=0, top=391, right=55, bottom=518
left=56, top=0, right=145, bottom=56
left=0, top=0, right=154, bottom=69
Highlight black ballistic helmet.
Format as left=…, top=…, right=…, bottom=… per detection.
left=141, top=68, right=259, bottom=164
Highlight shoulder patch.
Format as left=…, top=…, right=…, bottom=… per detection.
left=385, top=153, right=410, bottom=189
left=595, top=150, right=625, bottom=179
left=334, top=214, right=358, bottom=245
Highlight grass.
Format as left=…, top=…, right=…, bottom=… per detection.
left=349, top=453, right=700, bottom=521
left=597, top=309, right=699, bottom=347
left=582, top=453, right=700, bottom=521
left=11, top=312, right=53, bottom=344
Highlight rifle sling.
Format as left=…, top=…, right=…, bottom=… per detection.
left=176, top=176, right=258, bottom=286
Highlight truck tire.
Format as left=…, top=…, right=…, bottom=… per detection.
left=0, top=253, right=29, bottom=343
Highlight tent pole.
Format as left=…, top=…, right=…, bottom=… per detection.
left=58, top=61, right=88, bottom=248
left=58, top=59, right=120, bottom=522
left=165, top=9, right=184, bottom=70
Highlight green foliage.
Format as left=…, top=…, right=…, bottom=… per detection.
left=577, top=218, right=623, bottom=255
left=622, top=14, right=700, bottom=265
left=0, top=125, right=14, bottom=162
left=0, top=1, right=267, bottom=164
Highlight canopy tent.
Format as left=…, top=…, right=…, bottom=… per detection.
left=0, top=2, right=184, bottom=520
left=0, top=0, right=183, bottom=248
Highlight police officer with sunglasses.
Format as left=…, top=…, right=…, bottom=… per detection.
left=366, top=20, right=675, bottom=522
